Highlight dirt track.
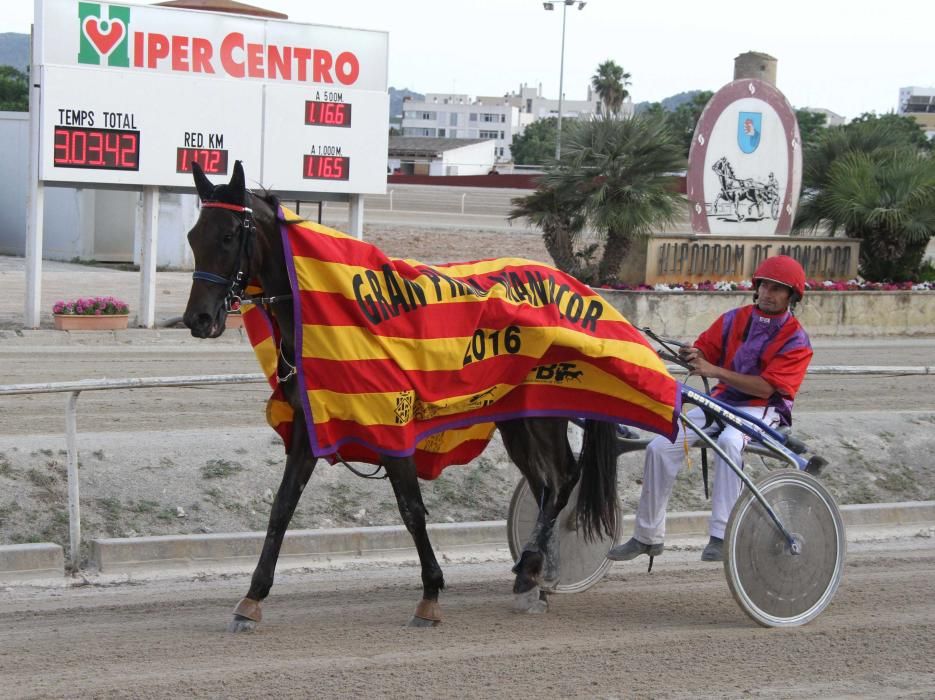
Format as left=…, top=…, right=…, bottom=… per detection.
left=1, top=538, right=933, bottom=698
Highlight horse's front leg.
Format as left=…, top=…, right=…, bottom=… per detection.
left=382, top=456, right=445, bottom=627
left=229, top=421, right=317, bottom=633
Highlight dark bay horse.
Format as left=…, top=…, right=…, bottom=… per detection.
left=183, top=161, right=619, bottom=631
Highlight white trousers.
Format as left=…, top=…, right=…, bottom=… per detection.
left=633, top=404, right=779, bottom=544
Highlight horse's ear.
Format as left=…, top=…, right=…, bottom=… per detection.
left=229, top=160, right=246, bottom=202
left=192, top=162, right=214, bottom=201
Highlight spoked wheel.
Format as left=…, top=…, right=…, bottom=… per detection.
left=507, top=477, right=620, bottom=594
left=725, top=469, right=846, bottom=627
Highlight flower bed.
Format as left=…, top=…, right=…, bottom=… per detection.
left=600, top=279, right=935, bottom=293
left=52, top=296, right=130, bottom=331
left=52, top=296, right=130, bottom=316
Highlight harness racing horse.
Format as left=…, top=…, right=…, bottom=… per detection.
left=711, top=156, right=767, bottom=221
left=183, top=162, right=624, bottom=631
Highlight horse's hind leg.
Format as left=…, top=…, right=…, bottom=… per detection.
left=229, top=422, right=317, bottom=633
left=382, top=456, right=445, bottom=627
left=500, top=419, right=579, bottom=613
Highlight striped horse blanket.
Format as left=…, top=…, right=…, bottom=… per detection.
left=241, top=207, right=680, bottom=479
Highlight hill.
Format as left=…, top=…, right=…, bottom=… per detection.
left=634, top=90, right=706, bottom=114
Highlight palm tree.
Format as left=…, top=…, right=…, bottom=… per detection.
left=509, top=179, right=589, bottom=279
left=795, top=116, right=935, bottom=280
left=591, top=60, right=631, bottom=118
left=512, top=114, right=686, bottom=285
left=796, top=150, right=935, bottom=281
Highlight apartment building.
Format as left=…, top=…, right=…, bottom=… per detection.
left=400, top=84, right=604, bottom=162
left=898, top=86, right=935, bottom=139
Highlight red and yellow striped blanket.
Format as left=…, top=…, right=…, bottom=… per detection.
left=241, top=207, right=680, bottom=479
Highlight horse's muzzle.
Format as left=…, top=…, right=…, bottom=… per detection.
left=183, top=309, right=226, bottom=338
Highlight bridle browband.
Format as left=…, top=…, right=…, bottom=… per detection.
left=192, top=200, right=293, bottom=311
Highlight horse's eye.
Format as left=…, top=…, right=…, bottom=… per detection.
left=222, top=234, right=234, bottom=244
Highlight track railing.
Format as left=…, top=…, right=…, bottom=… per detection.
left=0, top=365, right=931, bottom=570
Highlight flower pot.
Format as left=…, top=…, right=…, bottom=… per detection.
left=53, top=314, right=130, bottom=331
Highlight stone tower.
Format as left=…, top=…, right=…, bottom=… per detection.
left=733, top=51, right=777, bottom=86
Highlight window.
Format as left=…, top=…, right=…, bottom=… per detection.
left=500, top=114, right=506, bottom=123
left=481, top=113, right=498, bottom=123
left=420, top=112, right=434, bottom=120
left=450, top=113, right=458, bottom=126
left=469, top=113, right=478, bottom=122
left=479, top=130, right=498, bottom=139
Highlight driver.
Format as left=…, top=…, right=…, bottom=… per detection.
left=608, top=255, right=813, bottom=563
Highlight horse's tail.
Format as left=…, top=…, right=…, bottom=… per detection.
left=575, top=419, right=619, bottom=542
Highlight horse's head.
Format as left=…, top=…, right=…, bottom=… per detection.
left=183, top=160, right=253, bottom=338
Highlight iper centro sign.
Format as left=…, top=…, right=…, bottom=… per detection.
left=75, top=1, right=362, bottom=85
left=34, top=0, right=389, bottom=192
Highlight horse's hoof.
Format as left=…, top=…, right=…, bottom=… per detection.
left=408, top=598, right=441, bottom=627
left=513, top=586, right=549, bottom=613
left=407, top=615, right=441, bottom=628
left=227, top=614, right=258, bottom=633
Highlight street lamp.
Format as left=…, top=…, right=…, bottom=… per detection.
left=543, top=0, right=586, bottom=160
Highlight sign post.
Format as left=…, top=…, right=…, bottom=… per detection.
left=27, top=0, right=389, bottom=326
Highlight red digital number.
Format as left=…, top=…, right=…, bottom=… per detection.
left=303, top=155, right=350, bottom=181
left=304, top=100, right=351, bottom=128
left=52, top=126, right=140, bottom=170
left=175, top=148, right=228, bottom=174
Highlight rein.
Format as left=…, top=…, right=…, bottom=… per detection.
left=192, top=200, right=293, bottom=311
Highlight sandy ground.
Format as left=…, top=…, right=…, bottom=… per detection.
left=0, top=536, right=933, bottom=698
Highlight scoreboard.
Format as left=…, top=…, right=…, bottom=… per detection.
left=35, top=0, right=389, bottom=194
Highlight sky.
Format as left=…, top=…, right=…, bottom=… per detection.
left=4, top=0, right=933, bottom=121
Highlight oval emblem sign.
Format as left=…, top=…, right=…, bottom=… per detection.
left=687, top=79, right=802, bottom=235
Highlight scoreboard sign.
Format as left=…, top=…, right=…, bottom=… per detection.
left=34, top=0, right=389, bottom=193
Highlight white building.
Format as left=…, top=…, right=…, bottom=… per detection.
left=798, top=106, right=845, bottom=128
left=387, top=137, right=495, bottom=176
left=400, top=84, right=605, bottom=163
left=898, top=86, right=935, bottom=140
left=401, top=93, right=519, bottom=161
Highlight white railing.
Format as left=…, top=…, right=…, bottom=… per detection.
left=1, top=365, right=932, bottom=570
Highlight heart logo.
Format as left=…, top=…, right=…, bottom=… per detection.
left=82, top=16, right=126, bottom=58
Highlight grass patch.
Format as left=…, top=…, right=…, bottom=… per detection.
left=27, top=468, right=57, bottom=490
left=0, top=453, right=13, bottom=478
left=201, top=459, right=244, bottom=479
left=159, top=457, right=176, bottom=469
left=128, top=499, right=160, bottom=514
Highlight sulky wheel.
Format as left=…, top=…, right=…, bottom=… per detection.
left=724, top=469, right=846, bottom=627
left=507, top=477, right=620, bottom=594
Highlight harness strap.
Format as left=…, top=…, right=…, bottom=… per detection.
left=192, top=270, right=230, bottom=286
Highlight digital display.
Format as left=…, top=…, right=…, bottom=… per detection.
left=53, top=125, right=140, bottom=170
left=303, top=155, right=350, bottom=181
left=304, top=100, right=352, bottom=128
left=176, top=147, right=229, bottom=175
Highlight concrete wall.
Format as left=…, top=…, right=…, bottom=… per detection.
left=601, top=289, right=935, bottom=338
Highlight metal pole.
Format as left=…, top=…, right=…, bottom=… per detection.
left=139, top=186, right=159, bottom=328
left=64, top=391, right=82, bottom=571
left=555, top=1, right=568, bottom=161
left=25, top=29, right=45, bottom=329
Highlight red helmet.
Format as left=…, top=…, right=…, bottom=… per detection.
left=753, top=255, right=806, bottom=302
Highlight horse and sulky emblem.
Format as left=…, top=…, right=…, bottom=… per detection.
left=708, top=156, right=781, bottom=223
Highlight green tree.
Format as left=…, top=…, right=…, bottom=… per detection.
left=849, top=112, right=933, bottom=153
left=0, top=66, right=28, bottom=112
left=511, top=114, right=686, bottom=284
left=511, top=117, right=558, bottom=165
left=794, top=109, right=828, bottom=147
left=590, top=60, right=631, bottom=118
left=666, top=90, right=713, bottom=157
left=795, top=117, right=935, bottom=280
